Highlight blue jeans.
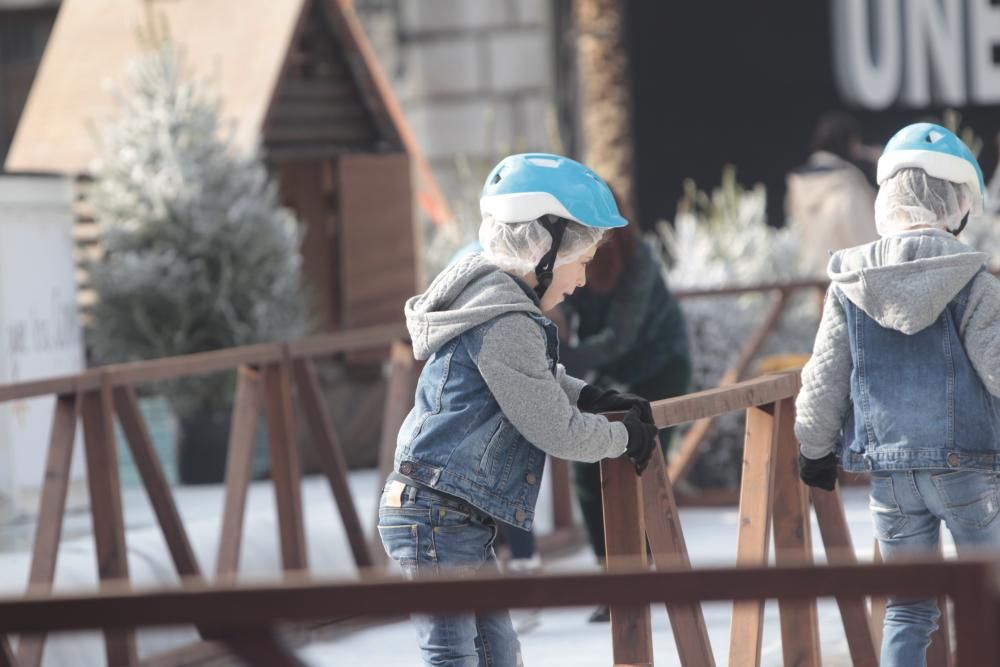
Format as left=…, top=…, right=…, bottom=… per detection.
left=869, top=469, right=1000, bottom=667
left=378, top=480, right=523, bottom=667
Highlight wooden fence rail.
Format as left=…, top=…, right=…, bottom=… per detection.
left=0, top=560, right=994, bottom=666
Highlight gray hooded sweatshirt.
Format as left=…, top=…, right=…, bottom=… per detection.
left=795, top=229, right=1000, bottom=458
left=404, top=254, right=628, bottom=462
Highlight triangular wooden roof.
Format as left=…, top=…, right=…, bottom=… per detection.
left=4, top=0, right=403, bottom=173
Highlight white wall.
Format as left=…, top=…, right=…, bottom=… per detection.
left=0, top=174, right=86, bottom=521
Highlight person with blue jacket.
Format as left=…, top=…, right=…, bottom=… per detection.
left=795, top=124, right=1000, bottom=667
left=379, top=154, right=659, bottom=666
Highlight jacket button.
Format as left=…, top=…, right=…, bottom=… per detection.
left=947, top=453, right=960, bottom=467
left=515, top=509, right=527, bottom=522
left=400, top=462, right=413, bottom=475
left=525, top=473, right=537, bottom=485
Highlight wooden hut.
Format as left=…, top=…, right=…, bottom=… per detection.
left=5, top=0, right=418, bottom=334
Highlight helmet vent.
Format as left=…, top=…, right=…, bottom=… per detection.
left=926, top=130, right=943, bottom=143
left=490, top=172, right=502, bottom=185
left=527, top=157, right=559, bottom=168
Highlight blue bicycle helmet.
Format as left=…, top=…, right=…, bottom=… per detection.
left=877, top=123, right=985, bottom=214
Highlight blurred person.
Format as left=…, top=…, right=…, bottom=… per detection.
left=796, top=123, right=1000, bottom=667
left=378, top=154, right=659, bottom=666
left=553, top=189, right=691, bottom=623
left=785, top=111, right=879, bottom=276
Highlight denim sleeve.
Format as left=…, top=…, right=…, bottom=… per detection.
left=795, top=287, right=853, bottom=459
left=477, top=314, right=628, bottom=462
left=960, top=272, right=1000, bottom=397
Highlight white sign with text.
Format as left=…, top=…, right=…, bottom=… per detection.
left=833, top=0, right=1000, bottom=109
left=0, top=175, right=85, bottom=520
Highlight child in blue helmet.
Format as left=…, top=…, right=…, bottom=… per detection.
left=379, top=154, right=659, bottom=666
left=795, top=123, right=1000, bottom=667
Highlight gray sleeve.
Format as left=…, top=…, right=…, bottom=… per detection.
left=477, top=315, right=628, bottom=462
left=555, top=363, right=587, bottom=403
left=960, top=272, right=1000, bottom=397
left=794, top=288, right=853, bottom=459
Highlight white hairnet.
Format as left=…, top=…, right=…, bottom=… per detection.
left=875, top=167, right=975, bottom=236
left=479, top=215, right=606, bottom=275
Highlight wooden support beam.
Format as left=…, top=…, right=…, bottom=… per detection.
left=600, top=455, right=653, bottom=667
left=293, top=358, right=373, bottom=569
left=771, top=397, right=820, bottom=667
left=216, top=367, right=264, bottom=577
left=217, top=628, right=308, bottom=667
left=113, top=386, right=201, bottom=580
left=17, top=394, right=77, bottom=667
left=728, top=402, right=780, bottom=667
left=811, top=487, right=878, bottom=667
left=80, top=384, right=137, bottom=666
left=262, top=359, right=308, bottom=572
left=548, top=457, right=574, bottom=530
left=641, top=445, right=715, bottom=666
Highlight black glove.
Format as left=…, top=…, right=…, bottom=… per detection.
left=622, top=404, right=659, bottom=475
left=798, top=452, right=839, bottom=491
left=578, top=386, right=653, bottom=425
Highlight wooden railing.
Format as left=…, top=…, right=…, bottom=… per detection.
left=0, top=372, right=993, bottom=666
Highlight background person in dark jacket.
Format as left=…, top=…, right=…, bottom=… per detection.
left=553, top=194, right=692, bottom=622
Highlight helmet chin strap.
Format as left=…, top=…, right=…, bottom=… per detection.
left=949, top=211, right=970, bottom=237
left=533, top=215, right=568, bottom=300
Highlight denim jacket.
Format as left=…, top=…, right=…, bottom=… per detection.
left=796, top=230, right=1000, bottom=472
left=396, top=254, right=627, bottom=529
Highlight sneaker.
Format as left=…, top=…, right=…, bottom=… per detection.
left=511, top=608, right=542, bottom=634
left=588, top=605, right=610, bottom=623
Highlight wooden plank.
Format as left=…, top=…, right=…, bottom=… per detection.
left=285, top=323, right=406, bottom=360
left=105, top=343, right=283, bottom=389
left=674, top=279, right=828, bottom=300
left=80, top=385, right=138, bottom=666
left=771, top=397, right=821, bottom=667
left=217, top=629, right=308, bottom=667
left=668, top=290, right=787, bottom=486
left=728, top=402, right=780, bottom=667
left=262, top=360, right=308, bottom=572
left=17, top=393, right=77, bottom=667
left=113, top=386, right=201, bottom=580
left=0, top=561, right=990, bottom=635
left=650, top=372, right=800, bottom=431
left=811, top=487, right=878, bottom=667
left=293, top=358, right=373, bottom=569
left=548, top=457, right=574, bottom=530
left=600, top=454, right=653, bottom=666
left=216, top=367, right=263, bottom=577
left=641, top=445, right=715, bottom=666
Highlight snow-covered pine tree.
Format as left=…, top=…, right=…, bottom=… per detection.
left=86, top=44, right=306, bottom=424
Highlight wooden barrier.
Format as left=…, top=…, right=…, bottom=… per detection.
left=1, top=324, right=413, bottom=666
left=0, top=559, right=993, bottom=666
left=600, top=372, right=881, bottom=667
left=0, top=321, right=582, bottom=665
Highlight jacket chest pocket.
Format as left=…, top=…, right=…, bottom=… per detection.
left=478, top=417, right=520, bottom=485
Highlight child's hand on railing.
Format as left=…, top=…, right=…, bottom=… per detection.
left=798, top=452, right=838, bottom=491
left=623, top=405, right=658, bottom=475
